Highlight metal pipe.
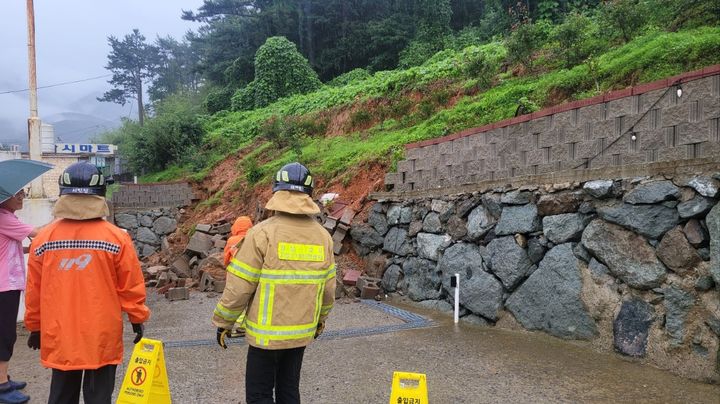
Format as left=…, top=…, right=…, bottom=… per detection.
left=454, top=273, right=460, bottom=324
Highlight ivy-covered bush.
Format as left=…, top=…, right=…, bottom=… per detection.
left=232, top=36, right=321, bottom=111
left=328, top=68, right=371, bottom=87
left=204, top=86, right=234, bottom=114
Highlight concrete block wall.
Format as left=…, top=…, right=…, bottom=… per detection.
left=386, top=66, right=720, bottom=192
left=111, top=182, right=195, bottom=208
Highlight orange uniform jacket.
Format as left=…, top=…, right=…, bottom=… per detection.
left=223, top=216, right=253, bottom=266
left=24, top=218, right=150, bottom=370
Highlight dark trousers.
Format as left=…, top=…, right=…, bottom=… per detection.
left=48, top=365, right=117, bottom=404
left=246, top=345, right=306, bottom=404
left=0, top=290, right=20, bottom=362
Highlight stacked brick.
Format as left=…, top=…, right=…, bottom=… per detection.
left=386, top=66, right=720, bottom=192
left=111, top=182, right=195, bottom=208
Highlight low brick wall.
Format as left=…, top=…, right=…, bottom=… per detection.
left=386, top=65, right=720, bottom=192
left=111, top=182, right=195, bottom=208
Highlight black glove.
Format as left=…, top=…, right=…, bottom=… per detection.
left=314, top=321, right=325, bottom=339
left=131, top=323, right=144, bottom=344
left=28, top=331, right=40, bottom=350
left=217, top=328, right=230, bottom=349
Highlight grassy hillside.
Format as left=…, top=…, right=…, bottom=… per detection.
left=145, top=27, right=720, bottom=194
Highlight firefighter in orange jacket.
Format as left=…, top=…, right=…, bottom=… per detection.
left=24, top=162, right=150, bottom=404
left=213, top=162, right=335, bottom=404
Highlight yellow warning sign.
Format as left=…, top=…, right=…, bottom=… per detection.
left=389, top=371, right=428, bottom=404
left=116, top=338, right=171, bottom=404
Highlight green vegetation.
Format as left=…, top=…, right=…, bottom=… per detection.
left=97, top=0, right=720, bottom=197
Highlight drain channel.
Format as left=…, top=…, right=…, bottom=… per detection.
left=163, top=300, right=433, bottom=349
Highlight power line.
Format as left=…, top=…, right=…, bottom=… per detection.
left=0, top=74, right=112, bottom=95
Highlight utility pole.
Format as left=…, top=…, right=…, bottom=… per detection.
left=26, top=0, right=45, bottom=198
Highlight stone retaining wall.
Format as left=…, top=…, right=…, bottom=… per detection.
left=114, top=208, right=179, bottom=258
left=352, top=172, right=720, bottom=382
left=385, top=66, right=720, bottom=192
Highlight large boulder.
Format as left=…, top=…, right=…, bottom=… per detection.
left=136, top=227, right=159, bottom=246
left=368, top=211, right=389, bottom=236
left=387, top=205, right=412, bottom=225
left=416, top=232, right=452, bottom=261
left=505, top=244, right=597, bottom=339
left=655, top=226, right=701, bottom=275
left=350, top=224, right=384, bottom=249
left=445, top=216, right=468, bottom=240
left=537, top=192, right=581, bottom=216
left=583, top=180, right=620, bottom=199
left=623, top=180, right=680, bottom=204
left=596, top=202, right=679, bottom=240
left=383, top=227, right=413, bottom=256
left=542, top=213, right=588, bottom=244
left=705, top=203, right=720, bottom=289
left=466, top=205, right=496, bottom=240
left=381, top=264, right=402, bottom=292
left=613, top=299, right=655, bottom=357
left=115, top=213, right=138, bottom=230
left=438, top=243, right=503, bottom=320
left=688, top=176, right=720, bottom=198
left=677, top=196, right=714, bottom=219
left=152, top=216, right=177, bottom=236
left=581, top=220, right=667, bottom=289
left=422, top=212, right=442, bottom=233
left=501, top=190, right=533, bottom=205
left=402, top=257, right=442, bottom=301
left=663, top=286, right=694, bottom=345
left=487, top=236, right=534, bottom=290
left=495, top=204, right=541, bottom=236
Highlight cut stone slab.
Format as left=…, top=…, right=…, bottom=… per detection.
left=195, top=224, right=212, bottom=233
left=170, top=255, right=192, bottom=278
left=166, top=287, right=190, bottom=301
left=214, top=222, right=232, bottom=234
left=185, top=231, right=213, bottom=257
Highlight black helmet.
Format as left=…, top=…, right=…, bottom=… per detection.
left=272, top=162, right=313, bottom=195
left=59, top=161, right=106, bottom=196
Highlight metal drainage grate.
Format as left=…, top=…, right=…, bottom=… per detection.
left=163, top=300, right=433, bottom=349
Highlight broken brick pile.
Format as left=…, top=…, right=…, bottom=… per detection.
left=140, top=200, right=380, bottom=302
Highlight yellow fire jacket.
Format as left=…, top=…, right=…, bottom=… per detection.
left=212, top=191, right=335, bottom=349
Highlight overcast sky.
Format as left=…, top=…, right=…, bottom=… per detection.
left=0, top=0, right=203, bottom=143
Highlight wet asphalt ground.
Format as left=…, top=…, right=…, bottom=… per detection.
left=13, top=290, right=720, bottom=403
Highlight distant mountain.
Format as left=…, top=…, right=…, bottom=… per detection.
left=44, top=112, right=119, bottom=144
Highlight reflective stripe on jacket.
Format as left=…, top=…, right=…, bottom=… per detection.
left=213, top=211, right=335, bottom=350
left=25, top=218, right=150, bottom=370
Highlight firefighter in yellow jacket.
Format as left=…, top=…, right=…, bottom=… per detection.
left=212, top=162, right=335, bottom=404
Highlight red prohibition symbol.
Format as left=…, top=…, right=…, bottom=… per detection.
left=131, top=366, right=147, bottom=386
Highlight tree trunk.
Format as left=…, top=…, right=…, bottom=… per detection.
left=137, top=76, right=144, bottom=127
